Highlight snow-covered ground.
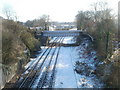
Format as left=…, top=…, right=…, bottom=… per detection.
left=19, top=36, right=104, bottom=88
left=62, top=37, right=76, bottom=44
left=54, top=47, right=103, bottom=88
left=54, top=46, right=78, bottom=88
left=49, top=37, right=58, bottom=43
left=69, top=28, right=77, bottom=30
left=49, top=37, right=76, bottom=44
left=54, top=37, right=104, bottom=88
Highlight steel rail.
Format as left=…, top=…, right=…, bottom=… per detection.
left=48, top=37, right=64, bottom=88
left=28, top=37, right=63, bottom=88
left=17, top=37, right=59, bottom=89
left=37, top=37, right=64, bottom=88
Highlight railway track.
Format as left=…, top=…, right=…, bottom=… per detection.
left=29, top=37, right=63, bottom=88
left=48, top=38, right=64, bottom=88
left=14, top=37, right=63, bottom=89
left=36, top=37, right=64, bottom=88
left=23, top=37, right=59, bottom=73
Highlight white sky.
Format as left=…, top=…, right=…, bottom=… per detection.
left=0, top=0, right=119, bottom=22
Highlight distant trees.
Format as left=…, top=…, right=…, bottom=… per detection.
left=2, top=7, right=18, bottom=21
left=76, top=1, right=119, bottom=88
left=25, top=20, right=34, bottom=27
left=25, top=15, right=50, bottom=30
left=38, top=15, right=50, bottom=30
left=76, top=1, right=117, bottom=58
left=91, top=2, right=116, bottom=59
left=76, top=11, right=93, bottom=30
left=3, top=7, right=12, bottom=20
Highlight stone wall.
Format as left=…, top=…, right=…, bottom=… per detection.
left=0, top=63, right=17, bottom=89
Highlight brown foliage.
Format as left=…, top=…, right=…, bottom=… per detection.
left=2, top=19, right=40, bottom=65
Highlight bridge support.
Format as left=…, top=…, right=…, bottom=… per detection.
left=35, top=30, right=93, bottom=46
left=35, top=31, right=48, bottom=46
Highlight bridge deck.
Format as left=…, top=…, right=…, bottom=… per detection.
left=37, top=30, right=82, bottom=37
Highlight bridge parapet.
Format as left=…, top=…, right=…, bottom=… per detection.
left=37, top=30, right=82, bottom=37
left=35, top=30, right=94, bottom=45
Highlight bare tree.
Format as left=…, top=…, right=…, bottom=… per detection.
left=91, top=1, right=113, bottom=22
left=39, top=15, right=50, bottom=30
left=76, top=1, right=116, bottom=58
left=91, top=1, right=116, bottom=58
left=76, top=11, right=93, bottom=30
left=32, top=15, right=50, bottom=30
left=3, top=7, right=13, bottom=20
left=13, top=12, right=18, bottom=21
left=2, top=7, right=18, bottom=21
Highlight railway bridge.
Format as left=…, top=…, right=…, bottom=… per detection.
left=3, top=30, right=96, bottom=89
left=36, top=30, right=82, bottom=37
left=35, top=30, right=93, bottom=45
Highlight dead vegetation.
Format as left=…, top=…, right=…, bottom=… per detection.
left=2, top=19, right=41, bottom=65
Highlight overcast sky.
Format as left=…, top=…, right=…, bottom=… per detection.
left=0, top=0, right=119, bottom=22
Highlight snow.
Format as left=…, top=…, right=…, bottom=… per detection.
left=43, top=30, right=81, bottom=37
left=24, top=58, right=36, bottom=69
left=54, top=47, right=78, bottom=88
left=19, top=36, right=104, bottom=88
left=49, top=37, right=58, bottom=43
left=23, top=47, right=49, bottom=74
left=31, top=47, right=58, bottom=88
left=62, top=37, right=76, bottom=44
left=53, top=37, right=104, bottom=88
left=69, top=28, right=77, bottom=30
left=49, top=37, right=76, bottom=44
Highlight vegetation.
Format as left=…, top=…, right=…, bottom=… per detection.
left=76, top=1, right=119, bottom=88
left=25, top=15, right=50, bottom=30
left=2, top=19, right=41, bottom=65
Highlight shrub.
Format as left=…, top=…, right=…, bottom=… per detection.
left=2, top=19, right=41, bottom=65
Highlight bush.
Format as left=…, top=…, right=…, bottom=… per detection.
left=2, top=29, right=25, bottom=65
left=2, top=19, right=41, bottom=65
left=20, top=31, right=40, bottom=52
